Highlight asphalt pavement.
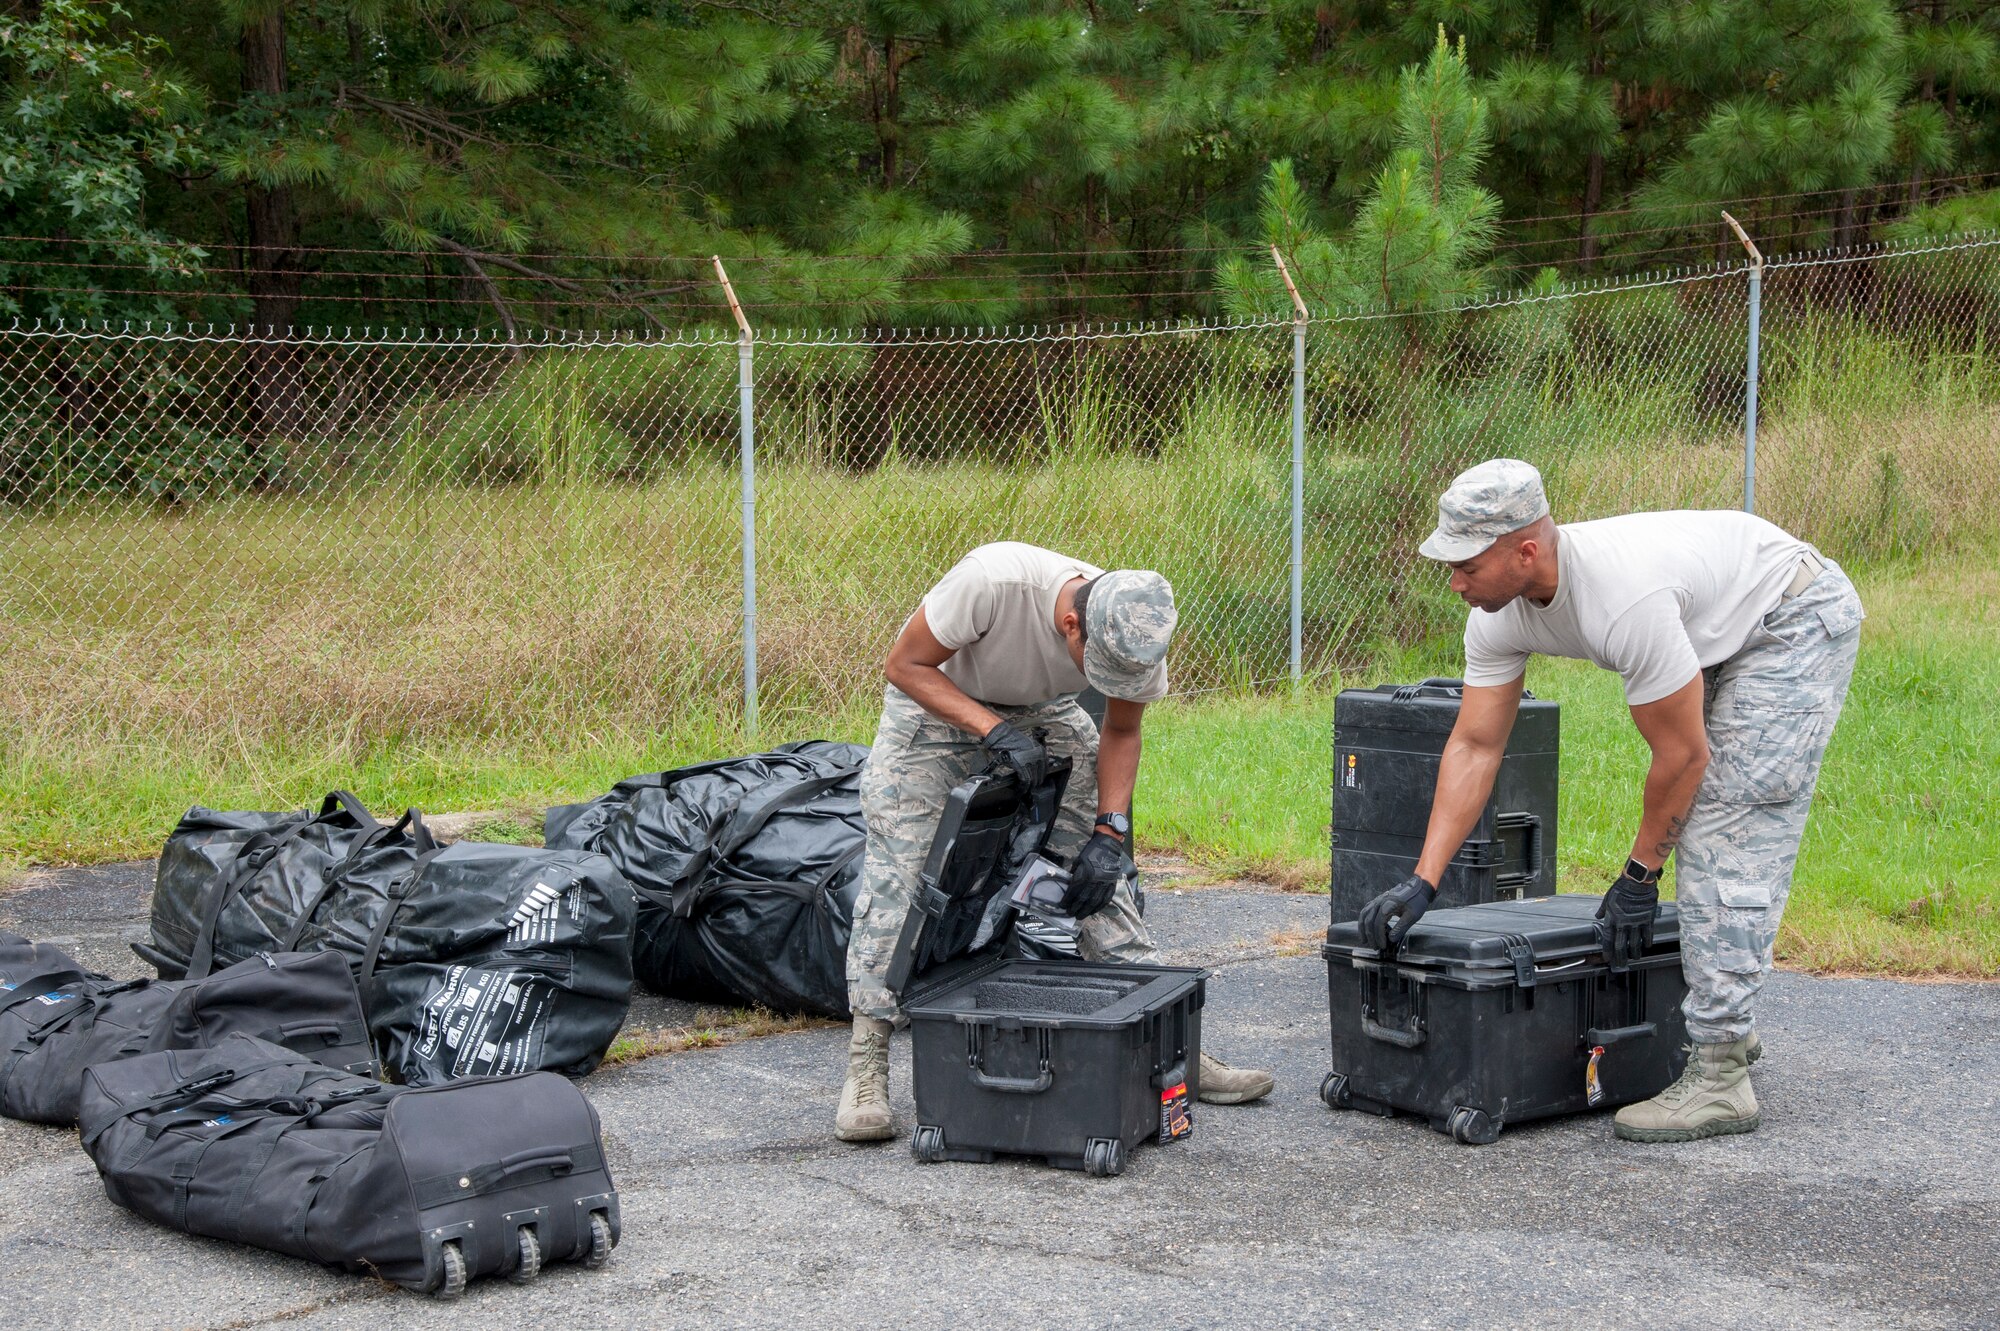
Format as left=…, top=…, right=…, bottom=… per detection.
left=2, top=863, right=1995, bottom=1331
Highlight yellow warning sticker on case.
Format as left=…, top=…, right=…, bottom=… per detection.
left=1586, top=1045, right=1606, bottom=1107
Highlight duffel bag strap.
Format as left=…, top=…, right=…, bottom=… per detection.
left=661, top=768, right=862, bottom=919
left=355, top=850, right=445, bottom=1005
left=279, top=808, right=432, bottom=951
left=187, top=828, right=298, bottom=980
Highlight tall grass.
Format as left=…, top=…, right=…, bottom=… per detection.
left=1, top=303, right=1996, bottom=898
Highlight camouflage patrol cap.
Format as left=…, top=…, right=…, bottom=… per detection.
left=1419, top=458, right=1550, bottom=561
left=1085, top=570, right=1177, bottom=700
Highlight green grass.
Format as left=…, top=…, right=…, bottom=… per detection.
left=1136, top=551, right=2000, bottom=977
left=3, top=552, right=1990, bottom=978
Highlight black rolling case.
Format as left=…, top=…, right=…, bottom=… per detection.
left=906, top=957, right=1205, bottom=1176
left=79, top=1036, right=620, bottom=1298
left=895, top=761, right=1198, bottom=1177
left=1331, top=679, right=1559, bottom=920
left=1319, top=895, right=1687, bottom=1144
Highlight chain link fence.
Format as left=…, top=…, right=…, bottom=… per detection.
left=2, top=235, right=1996, bottom=760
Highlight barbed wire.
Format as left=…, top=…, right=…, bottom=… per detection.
left=7, top=231, right=1992, bottom=348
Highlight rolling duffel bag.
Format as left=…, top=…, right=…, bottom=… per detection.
left=79, top=1036, right=620, bottom=1298
left=2, top=933, right=374, bottom=1125
left=1319, top=894, right=1688, bottom=1144
left=140, top=791, right=386, bottom=979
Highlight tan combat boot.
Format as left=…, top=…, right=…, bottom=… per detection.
left=1614, top=1038, right=1759, bottom=1142
left=1196, top=1051, right=1274, bottom=1105
left=835, top=1015, right=895, bottom=1143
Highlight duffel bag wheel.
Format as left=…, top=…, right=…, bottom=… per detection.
left=510, top=1226, right=542, bottom=1284
left=1082, top=1137, right=1125, bottom=1178
left=911, top=1125, right=946, bottom=1164
left=1320, top=1072, right=1353, bottom=1111
left=435, top=1239, right=468, bottom=1300
left=1448, top=1106, right=1500, bottom=1146
left=583, top=1209, right=614, bottom=1269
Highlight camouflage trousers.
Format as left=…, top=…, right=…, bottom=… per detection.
left=846, top=686, right=1159, bottom=1022
left=1677, top=560, right=1863, bottom=1044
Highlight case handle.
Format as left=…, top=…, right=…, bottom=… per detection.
left=1494, top=812, right=1544, bottom=889
left=1585, top=1022, right=1658, bottom=1047
left=966, top=1026, right=1054, bottom=1095
left=1360, top=1005, right=1426, bottom=1049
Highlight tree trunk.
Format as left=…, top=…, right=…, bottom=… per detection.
left=1578, top=148, right=1605, bottom=270
left=1577, top=32, right=1606, bottom=271
left=240, top=7, right=306, bottom=454
left=879, top=35, right=899, bottom=190
left=1832, top=186, right=1859, bottom=250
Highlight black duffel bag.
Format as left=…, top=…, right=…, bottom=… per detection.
left=304, top=841, right=637, bottom=1086
left=1, top=933, right=375, bottom=1125
left=141, top=791, right=385, bottom=979
left=546, top=741, right=871, bottom=1017
left=80, top=1036, right=620, bottom=1298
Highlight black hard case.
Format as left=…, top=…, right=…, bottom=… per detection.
left=1320, top=895, right=1687, bottom=1144
left=904, top=957, right=1205, bottom=1176
left=1331, top=679, right=1560, bottom=921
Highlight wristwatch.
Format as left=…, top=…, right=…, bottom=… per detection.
left=1094, top=811, right=1131, bottom=838
left=1624, top=857, right=1662, bottom=886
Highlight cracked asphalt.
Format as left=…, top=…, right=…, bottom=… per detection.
left=2, top=862, right=1996, bottom=1330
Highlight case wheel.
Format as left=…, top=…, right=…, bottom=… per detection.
left=1448, top=1106, right=1501, bottom=1146
left=583, top=1209, right=615, bottom=1269
left=1082, top=1137, right=1126, bottom=1178
left=434, top=1239, right=468, bottom=1299
left=911, top=1125, right=946, bottom=1164
left=1320, top=1072, right=1353, bottom=1111
left=509, top=1225, right=542, bottom=1283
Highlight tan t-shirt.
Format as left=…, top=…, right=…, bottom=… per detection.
left=1462, top=511, right=1812, bottom=705
left=920, top=543, right=1169, bottom=706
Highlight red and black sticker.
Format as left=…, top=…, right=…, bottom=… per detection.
left=1159, top=1082, right=1193, bottom=1143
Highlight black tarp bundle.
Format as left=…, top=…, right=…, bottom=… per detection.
left=140, top=792, right=385, bottom=979
left=546, top=741, right=1078, bottom=1018
left=546, top=741, right=871, bottom=1018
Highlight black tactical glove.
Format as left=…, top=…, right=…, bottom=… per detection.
left=1596, top=861, right=1661, bottom=968
left=981, top=720, right=1047, bottom=794
left=1063, top=832, right=1131, bottom=919
left=1357, top=873, right=1437, bottom=952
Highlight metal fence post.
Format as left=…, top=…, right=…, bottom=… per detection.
left=1271, top=246, right=1311, bottom=686
left=713, top=256, right=758, bottom=735
left=1722, top=213, right=1765, bottom=514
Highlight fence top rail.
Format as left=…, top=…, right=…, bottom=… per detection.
left=5, top=231, right=1994, bottom=352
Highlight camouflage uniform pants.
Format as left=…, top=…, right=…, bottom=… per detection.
left=846, top=686, right=1159, bottom=1022
left=1676, top=560, right=1863, bottom=1044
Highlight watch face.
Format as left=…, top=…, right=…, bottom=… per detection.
left=1098, top=812, right=1130, bottom=836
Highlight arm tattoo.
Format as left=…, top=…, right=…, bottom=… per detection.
left=1652, top=813, right=1688, bottom=862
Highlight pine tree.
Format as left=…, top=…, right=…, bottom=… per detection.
left=1218, top=26, right=1502, bottom=337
